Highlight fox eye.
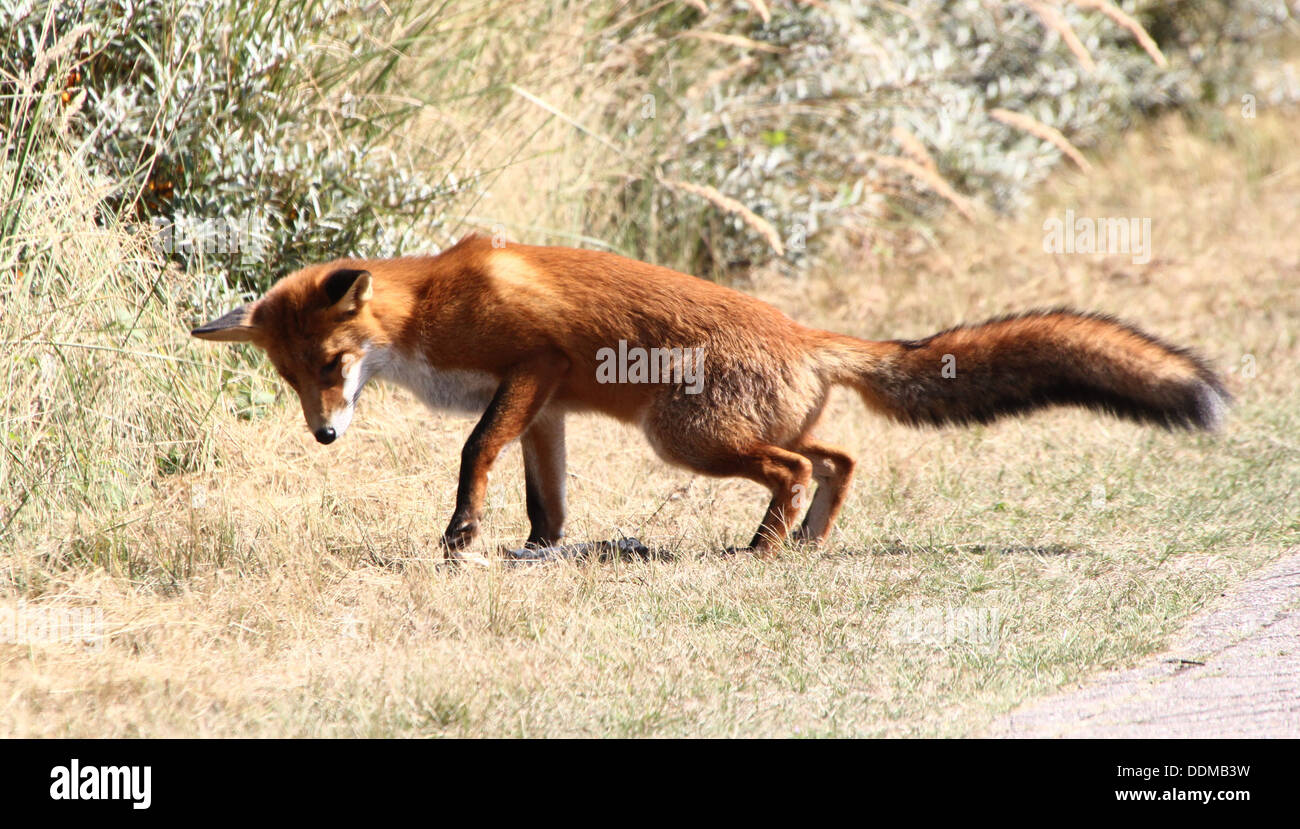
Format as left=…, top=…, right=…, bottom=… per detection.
left=321, top=354, right=342, bottom=379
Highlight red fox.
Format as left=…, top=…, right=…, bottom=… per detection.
left=192, top=234, right=1228, bottom=558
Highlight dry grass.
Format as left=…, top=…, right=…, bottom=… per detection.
left=1069, top=0, right=1167, bottom=68
left=989, top=108, right=1093, bottom=172
left=1024, top=0, right=1096, bottom=73
left=657, top=177, right=787, bottom=256
left=863, top=151, right=980, bottom=222
left=3, top=106, right=1298, bottom=737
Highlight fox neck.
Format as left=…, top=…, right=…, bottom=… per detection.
left=361, top=274, right=422, bottom=349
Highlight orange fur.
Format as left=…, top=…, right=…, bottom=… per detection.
left=193, top=234, right=1228, bottom=557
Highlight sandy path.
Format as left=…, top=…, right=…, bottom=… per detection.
left=991, top=549, right=1300, bottom=738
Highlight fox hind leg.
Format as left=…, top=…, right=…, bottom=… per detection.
left=789, top=439, right=856, bottom=545
left=647, top=432, right=813, bottom=555
left=641, top=365, right=827, bottom=555
left=733, top=445, right=815, bottom=555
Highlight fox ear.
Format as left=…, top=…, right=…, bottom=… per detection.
left=191, top=304, right=258, bottom=342
left=323, top=268, right=372, bottom=313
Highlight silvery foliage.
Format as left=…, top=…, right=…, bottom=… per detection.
left=1, top=0, right=466, bottom=291
left=596, top=0, right=1294, bottom=273
left=3, top=0, right=1292, bottom=285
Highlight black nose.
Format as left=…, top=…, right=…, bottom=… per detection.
left=314, top=427, right=336, bottom=445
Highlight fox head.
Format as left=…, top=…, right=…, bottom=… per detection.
left=192, top=266, right=384, bottom=444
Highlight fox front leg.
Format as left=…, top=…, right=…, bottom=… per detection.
left=522, top=411, right=567, bottom=548
left=441, top=352, right=569, bottom=557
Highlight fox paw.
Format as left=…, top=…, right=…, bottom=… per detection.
left=440, top=518, right=480, bottom=554
left=723, top=545, right=777, bottom=560
left=443, top=549, right=492, bottom=568
left=788, top=527, right=825, bottom=547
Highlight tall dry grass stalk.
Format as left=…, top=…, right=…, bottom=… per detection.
left=677, top=29, right=786, bottom=53
left=657, top=177, right=787, bottom=256
left=0, top=156, right=240, bottom=577
left=989, top=108, right=1094, bottom=172
left=1023, top=0, right=1097, bottom=72
left=863, top=152, right=979, bottom=221
left=741, top=0, right=772, bottom=24
left=0, top=39, right=246, bottom=579
left=1071, top=0, right=1168, bottom=67
left=891, top=125, right=940, bottom=174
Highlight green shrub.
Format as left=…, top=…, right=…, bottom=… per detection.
left=574, top=0, right=1295, bottom=276
left=1, top=0, right=471, bottom=293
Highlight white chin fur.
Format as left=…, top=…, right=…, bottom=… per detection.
left=327, top=402, right=355, bottom=437
left=324, top=349, right=370, bottom=438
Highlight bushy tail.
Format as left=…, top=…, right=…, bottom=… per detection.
left=827, top=309, right=1229, bottom=430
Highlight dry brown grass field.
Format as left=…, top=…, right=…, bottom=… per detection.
left=2, top=108, right=1297, bottom=738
